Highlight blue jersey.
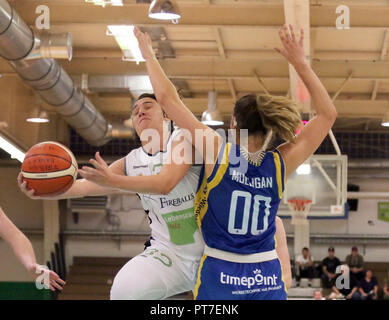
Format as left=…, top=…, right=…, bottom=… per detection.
left=194, top=142, right=285, bottom=255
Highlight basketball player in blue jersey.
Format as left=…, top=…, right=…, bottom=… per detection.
left=135, top=24, right=337, bottom=299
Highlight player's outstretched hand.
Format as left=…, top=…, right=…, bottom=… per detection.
left=274, top=24, right=307, bottom=68
left=134, top=26, right=155, bottom=61
left=17, top=172, right=42, bottom=199
left=78, top=152, right=115, bottom=188
left=29, top=263, right=66, bottom=292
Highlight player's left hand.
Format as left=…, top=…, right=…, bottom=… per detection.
left=78, top=152, right=116, bottom=187
left=274, top=24, right=306, bottom=68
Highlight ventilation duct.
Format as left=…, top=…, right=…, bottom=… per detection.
left=67, top=196, right=110, bottom=214
left=0, top=0, right=111, bottom=146
left=76, top=74, right=153, bottom=98
left=27, top=31, right=73, bottom=61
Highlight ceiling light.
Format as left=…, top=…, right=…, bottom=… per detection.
left=26, top=108, right=50, bottom=123
left=125, top=75, right=153, bottom=97
left=85, top=0, right=123, bottom=7
left=296, top=163, right=311, bottom=175
left=381, top=109, right=389, bottom=127
left=107, top=25, right=144, bottom=64
left=201, top=91, right=224, bottom=126
left=148, top=0, right=181, bottom=21
left=0, top=133, right=25, bottom=162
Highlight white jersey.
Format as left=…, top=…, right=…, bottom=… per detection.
left=124, top=129, right=204, bottom=262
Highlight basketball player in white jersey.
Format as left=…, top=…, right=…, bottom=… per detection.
left=18, top=94, right=291, bottom=299
left=0, top=206, right=65, bottom=291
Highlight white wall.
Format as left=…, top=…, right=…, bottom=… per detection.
left=64, top=195, right=152, bottom=268
left=0, top=167, right=44, bottom=229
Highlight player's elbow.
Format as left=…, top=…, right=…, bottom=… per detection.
left=329, top=108, right=338, bottom=122
left=158, top=177, right=178, bottom=195
left=324, top=106, right=338, bottom=123
left=159, top=186, right=170, bottom=195
left=317, top=104, right=337, bottom=124
left=159, top=183, right=175, bottom=195
left=156, top=91, right=180, bottom=109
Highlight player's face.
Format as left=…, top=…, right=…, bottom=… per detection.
left=131, top=98, right=165, bottom=135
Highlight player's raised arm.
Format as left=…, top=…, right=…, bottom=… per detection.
left=275, top=25, right=337, bottom=179
left=133, top=27, right=222, bottom=168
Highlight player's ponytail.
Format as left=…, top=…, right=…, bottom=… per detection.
left=234, top=94, right=302, bottom=143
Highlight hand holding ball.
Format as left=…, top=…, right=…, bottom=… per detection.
left=21, top=142, right=78, bottom=197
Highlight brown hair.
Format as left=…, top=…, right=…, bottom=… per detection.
left=131, top=93, right=169, bottom=118
left=233, top=94, right=302, bottom=142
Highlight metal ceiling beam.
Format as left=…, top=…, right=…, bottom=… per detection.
left=227, top=78, right=237, bottom=101
left=329, top=73, right=354, bottom=155
left=253, top=70, right=270, bottom=95
left=371, top=29, right=389, bottom=100
left=214, top=27, right=226, bottom=59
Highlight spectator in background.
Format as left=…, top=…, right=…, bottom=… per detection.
left=321, top=247, right=341, bottom=289
left=313, top=290, right=325, bottom=300
left=384, top=279, right=389, bottom=300
left=359, top=269, right=379, bottom=300
left=295, top=247, right=316, bottom=280
left=329, top=265, right=361, bottom=300
left=345, top=246, right=364, bottom=281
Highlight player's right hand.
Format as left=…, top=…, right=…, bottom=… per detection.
left=274, top=24, right=306, bottom=68
left=17, top=172, right=41, bottom=199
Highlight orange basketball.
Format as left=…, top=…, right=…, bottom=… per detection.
left=21, top=141, right=78, bottom=197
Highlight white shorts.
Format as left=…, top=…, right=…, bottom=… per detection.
left=110, top=244, right=201, bottom=300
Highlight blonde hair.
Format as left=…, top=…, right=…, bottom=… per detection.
left=234, top=94, right=302, bottom=142
left=256, top=94, right=302, bottom=142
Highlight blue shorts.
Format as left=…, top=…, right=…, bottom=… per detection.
left=194, top=255, right=287, bottom=300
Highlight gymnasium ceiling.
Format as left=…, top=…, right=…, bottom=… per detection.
left=2, top=0, right=389, bottom=148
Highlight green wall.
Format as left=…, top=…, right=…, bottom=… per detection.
left=0, top=282, right=52, bottom=300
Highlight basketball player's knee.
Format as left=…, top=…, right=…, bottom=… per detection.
left=110, top=274, right=138, bottom=300
left=110, top=272, right=166, bottom=300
